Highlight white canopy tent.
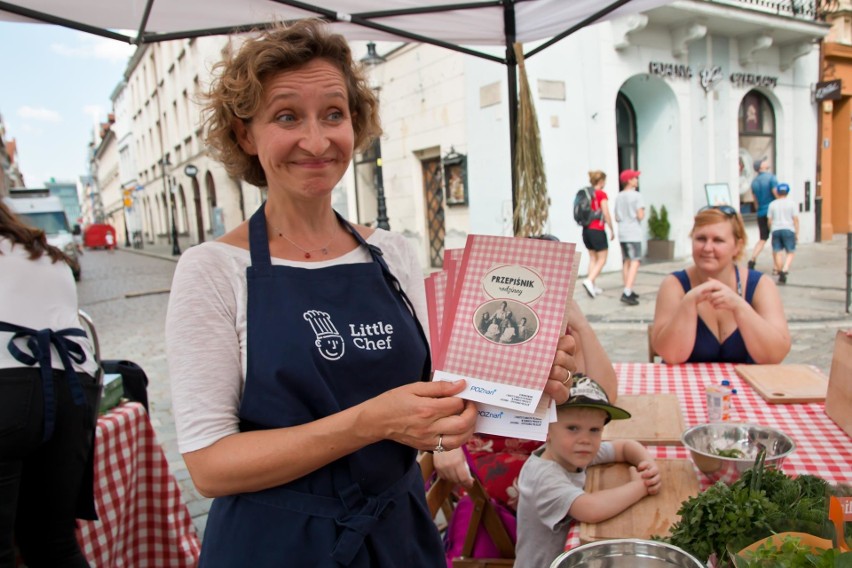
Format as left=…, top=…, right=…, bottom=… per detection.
left=0, top=0, right=671, bottom=223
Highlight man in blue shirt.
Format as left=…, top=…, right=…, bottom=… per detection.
left=747, top=158, right=778, bottom=270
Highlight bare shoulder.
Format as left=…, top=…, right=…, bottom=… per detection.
left=216, top=220, right=250, bottom=250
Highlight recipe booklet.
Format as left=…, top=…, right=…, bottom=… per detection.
left=432, top=235, right=578, bottom=413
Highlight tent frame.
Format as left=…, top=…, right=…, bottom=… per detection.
left=0, top=0, right=640, bottom=214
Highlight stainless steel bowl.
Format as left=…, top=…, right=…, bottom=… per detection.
left=550, top=539, right=704, bottom=567
left=681, top=422, right=795, bottom=484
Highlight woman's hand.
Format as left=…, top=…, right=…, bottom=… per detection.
left=543, top=334, right=578, bottom=405
left=362, top=379, right=477, bottom=452
left=690, top=278, right=746, bottom=313
left=432, top=447, right=474, bottom=488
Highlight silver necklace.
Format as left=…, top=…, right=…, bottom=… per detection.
left=273, top=226, right=335, bottom=259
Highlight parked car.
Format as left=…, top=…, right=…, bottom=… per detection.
left=3, top=192, right=81, bottom=281
left=83, top=223, right=117, bottom=250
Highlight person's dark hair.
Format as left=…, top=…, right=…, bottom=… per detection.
left=0, top=199, right=69, bottom=264
left=202, top=18, right=381, bottom=187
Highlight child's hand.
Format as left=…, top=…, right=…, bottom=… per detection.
left=636, top=460, right=661, bottom=495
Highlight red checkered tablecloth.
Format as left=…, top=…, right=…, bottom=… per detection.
left=564, top=362, right=852, bottom=550
left=76, top=402, right=201, bottom=567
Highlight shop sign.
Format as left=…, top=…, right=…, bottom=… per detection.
left=650, top=61, right=778, bottom=90
left=729, top=72, right=778, bottom=89
left=699, top=66, right=724, bottom=92
left=649, top=61, right=693, bottom=79
left=815, top=79, right=842, bottom=101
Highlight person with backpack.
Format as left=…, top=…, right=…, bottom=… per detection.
left=577, top=170, right=614, bottom=298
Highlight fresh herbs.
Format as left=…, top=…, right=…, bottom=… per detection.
left=735, top=534, right=852, bottom=567
left=660, top=453, right=845, bottom=565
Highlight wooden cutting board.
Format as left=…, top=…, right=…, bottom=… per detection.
left=579, top=459, right=700, bottom=544
left=602, top=394, right=685, bottom=446
left=734, top=364, right=828, bottom=403
left=826, top=331, right=852, bottom=437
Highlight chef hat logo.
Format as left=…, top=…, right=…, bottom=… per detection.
left=303, top=310, right=345, bottom=361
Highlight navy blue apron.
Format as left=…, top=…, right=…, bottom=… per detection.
left=199, top=204, right=444, bottom=567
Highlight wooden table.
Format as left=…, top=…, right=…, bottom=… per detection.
left=564, top=363, right=852, bottom=549
left=76, top=402, right=201, bottom=567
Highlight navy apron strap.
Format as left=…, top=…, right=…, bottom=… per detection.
left=0, top=321, right=89, bottom=441
left=248, top=202, right=273, bottom=273
left=337, top=213, right=432, bottom=382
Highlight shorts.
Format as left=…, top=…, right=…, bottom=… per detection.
left=771, top=229, right=796, bottom=252
left=620, top=242, right=642, bottom=261
left=757, top=216, right=770, bottom=241
left=582, top=228, right=608, bottom=251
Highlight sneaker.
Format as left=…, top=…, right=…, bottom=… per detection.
left=620, top=293, right=639, bottom=306
left=778, top=271, right=787, bottom=284
left=594, top=286, right=604, bottom=295
left=748, top=260, right=756, bottom=270
left=582, top=279, right=596, bottom=298
left=628, top=291, right=640, bottom=299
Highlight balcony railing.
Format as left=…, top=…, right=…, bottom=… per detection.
left=710, top=0, right=836, bottom=21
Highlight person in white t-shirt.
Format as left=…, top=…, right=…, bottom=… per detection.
left=614, top=170, right=645, bottom=306
left=766, top=183, right=798, bottom=285
left=0, top=198, right=100, bottom=567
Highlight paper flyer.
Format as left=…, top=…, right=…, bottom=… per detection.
left=433, top=235, right=577, bottom=413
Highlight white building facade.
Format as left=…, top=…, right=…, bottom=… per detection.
left=366, top=0, right=828, bottom=273
left=99, top=0, right=827, bottom=274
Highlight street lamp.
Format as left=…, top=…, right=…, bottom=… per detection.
left=160, top=156, right=181, bottom=256
left=360, top=42, right=390, bottom=230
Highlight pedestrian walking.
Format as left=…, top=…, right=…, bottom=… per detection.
left=767, top=183, right=798, bottom=284
left=747, top=158, right=778, bottom=269
left=581, top=170, right=615, bottom=299
left=614, top=170, right=644, bottom=306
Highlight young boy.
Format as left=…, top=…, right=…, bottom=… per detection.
left=514, top=375, right=661, bottom=568
left=767, top=182, right=798, bottom=284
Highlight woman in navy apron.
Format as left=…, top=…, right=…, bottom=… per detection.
left=167, top=20, right=577, bottom=566
left=651, top=206, right=790, bottom=364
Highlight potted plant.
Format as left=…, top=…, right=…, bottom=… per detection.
left=646, top=204, right=674, bottom=261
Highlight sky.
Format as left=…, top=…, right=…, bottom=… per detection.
left=0, top=22, right=135, bottom=188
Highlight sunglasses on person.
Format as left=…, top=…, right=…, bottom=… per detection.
left=698, top=205, right=738, bottom=217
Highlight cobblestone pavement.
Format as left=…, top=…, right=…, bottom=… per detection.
left=75, top=234, right=852, bottom=544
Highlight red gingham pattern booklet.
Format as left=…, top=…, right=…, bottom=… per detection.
left=433, top=235, right=577, bottom=413
left=424, top=270, right=447, bottom=351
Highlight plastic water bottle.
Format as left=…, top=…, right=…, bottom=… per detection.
left=707, top=381, right=736, bottom=422
left=706, top=383, right=725, bottom=422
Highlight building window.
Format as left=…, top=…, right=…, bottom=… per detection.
left=615, top=93, right=638, bottom=174
left=737, top=90, right=775, bottom=214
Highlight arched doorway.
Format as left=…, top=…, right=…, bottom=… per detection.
left=616, top=93, right=638, bottom=173
left=737, top=90, right=776, bottom=214
left=617, top=75, right=682, bottom=250
left=192, top=176, right=204, bottom=243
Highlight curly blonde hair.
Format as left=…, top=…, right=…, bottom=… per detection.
left=202, top=19, right=382, bottom=187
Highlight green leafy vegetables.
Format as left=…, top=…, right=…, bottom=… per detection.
left=660, top=457, right=851, bottom=565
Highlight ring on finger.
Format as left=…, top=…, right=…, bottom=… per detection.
left=434, top=434, right=445, bottom=453
left=561, top=369, right=573, bottom=386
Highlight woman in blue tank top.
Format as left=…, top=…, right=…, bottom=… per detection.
left=651, top=206, right=790, bottom=364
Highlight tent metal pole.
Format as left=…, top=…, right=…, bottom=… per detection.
left=504, top=0, right=519, bottom=235
left=0, top=0, right=132, bottom=43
